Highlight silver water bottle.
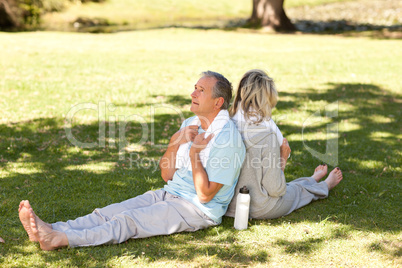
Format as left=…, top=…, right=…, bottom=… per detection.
left=234, top=186, right=250, bottom=230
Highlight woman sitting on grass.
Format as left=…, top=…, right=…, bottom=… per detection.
left=225, top=69, right=343, bottom=219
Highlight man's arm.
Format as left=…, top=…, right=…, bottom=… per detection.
left=159, top=125, right=198, bottom=182
left=190, top=133, right=223, bottom=203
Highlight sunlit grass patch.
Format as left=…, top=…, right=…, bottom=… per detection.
left=3, top=162, right=45, bottom=175
left=63, top=161, right=116, bottom=174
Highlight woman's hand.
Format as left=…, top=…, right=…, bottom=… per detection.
left=280, top=138, right=291, bottom=171
left=280, top=138, right=291, bottom=159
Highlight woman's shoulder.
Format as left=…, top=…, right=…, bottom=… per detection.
left=238, top=123, right=279, bottom=148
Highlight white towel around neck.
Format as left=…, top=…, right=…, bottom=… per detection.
left=175, top=109, right=230, bottom=172
left=231, top=106, right=284, bottom=146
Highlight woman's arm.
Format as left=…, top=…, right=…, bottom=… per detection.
left=261, top=134, right=287, bottom=197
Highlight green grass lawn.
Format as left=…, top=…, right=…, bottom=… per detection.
left=0, top=28, right=401, bottom=266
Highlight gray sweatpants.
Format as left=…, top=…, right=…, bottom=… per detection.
left=258, top=177, right=329, bottom=219
left=52, top=190, right=217, bottom=247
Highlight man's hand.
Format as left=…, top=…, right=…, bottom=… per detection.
left=160, top=125, right=199, bottom=182
left=170, top=125, right=199, bottom=147
left=190, top=132, right=214, bottom=155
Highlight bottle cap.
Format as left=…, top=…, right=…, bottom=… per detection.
left=239, top=186, right=249, bottom=194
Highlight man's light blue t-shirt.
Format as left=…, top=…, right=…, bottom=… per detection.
left=164, top=115, right=245, bottom=224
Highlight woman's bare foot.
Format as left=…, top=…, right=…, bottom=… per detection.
left=19, top=200, right=38, bottom=242
left=325, top=168, right=343, bottom=190
left=311, top=164, right=328, bottom=182
left=29, top=208, right=68, bottom=251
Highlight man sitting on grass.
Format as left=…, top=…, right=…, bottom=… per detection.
left=19, top=71, right=245, bottom=250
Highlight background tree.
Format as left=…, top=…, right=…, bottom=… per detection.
left=249, top=0, right=296, bottom=31
left=0, top=0, right=104, bottom=30
left=0, top=0, right=21, bottom=29
left=0, top=0, right=41, bottom=30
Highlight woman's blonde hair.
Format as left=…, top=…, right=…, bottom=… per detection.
left=230, top=69, right=278, bottom=124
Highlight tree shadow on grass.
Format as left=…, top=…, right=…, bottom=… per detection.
left=70, top=18, right=247, bottom=34
left=267, top=223, right=354, bottom=256
left=112, top=94, right=191, bottom=109
left=70, top=16, right=402, bottom=40
left=0, top=82, right=401, bottom=265
left=291, top=20, right=402, bottom=39
left=0, top=110, right=191, bottom=217
left=368, top=239, right=402, bottom=263
left=275, top=237, right=325, bottom=255
left=276, top=82, right=400, bottom=162
left=279, top=82, right=400, bottom=223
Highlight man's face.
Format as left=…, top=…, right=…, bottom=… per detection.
left=190, top=76, right=218, bottom=117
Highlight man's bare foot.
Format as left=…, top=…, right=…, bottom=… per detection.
left=19, top=200, right=38, bottom=242
left=29, top=208, right=68, bottom=251
left=325, top=168, right=343, bottom=190
left=311, top=164, right=328, bottom=182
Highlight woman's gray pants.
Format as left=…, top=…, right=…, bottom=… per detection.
left=259, top=177, right=329, bottom=219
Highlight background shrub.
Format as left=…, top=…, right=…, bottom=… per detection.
left=0, top=0, right=104, bottom=30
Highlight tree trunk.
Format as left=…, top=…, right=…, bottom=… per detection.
left=250, top=0, right=296, bottom=32
left=0, top=0, right=21, bottom=29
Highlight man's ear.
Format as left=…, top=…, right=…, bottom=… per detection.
left=215, top=97, right=225, bottom=110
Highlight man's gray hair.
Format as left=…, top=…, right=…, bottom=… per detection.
left=201, top=71, right=232, bottom=110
